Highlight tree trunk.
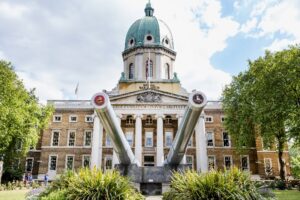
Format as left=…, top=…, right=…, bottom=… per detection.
left=277, top=136, right=286, bottom=181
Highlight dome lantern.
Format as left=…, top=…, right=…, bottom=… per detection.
left=124, top=2, right=174, bottom=51
left=144, top=1, right=154, bottom=16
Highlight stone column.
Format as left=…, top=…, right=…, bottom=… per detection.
left=156, top=114, right=164, bottom=166
left=112, top=114, right=122, bottom=168
left=134, top=114, right=142, bottom=165
left=156, top=53, right=161, bottom=80
left=135, top=54, right=143, bottom=80
left=177, top=114, right=186, bottom=164
left=91, top=114, right=103, bottom=169
left=195, top=113, right=208, bottom=172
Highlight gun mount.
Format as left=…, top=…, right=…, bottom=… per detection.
left=91, top=91, right=207, bottom=195
left=165, top=91, right=207, bottom=166
left=91, top=92, right=138, bottom=166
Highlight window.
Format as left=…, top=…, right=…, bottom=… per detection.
left=128, top=63, right=134, bottom=79
left=65, top=155, right=74, bottom=170
left=264, top=158, right=272, bottom=175
left=221, top=116, right=225, bottom=123
left=104, top=156, right=113, bottom=171
left=164, top=63, right=170, bottom=79
left=84, top=131, right=92, bottom=146
left=126, top=115, right=134, bottom=125
left=145, top=115, right=153, bottom=125
left=223, top=132, right=230, bottom=147
left=68, top=131, right=76, bottom=146
left=146, top=59, right=153, bottom=78
left=106, top=134, right=112, bottom=147
left=25, top=158, right=34, bottom=172
left=205, top=116, right=213, bottom=123
left=165, top=131, right=173, bottom=147
left=224, top=156, right=232, bottom=170
left=125, top=131, right=133, bottom=147
left=49, top=155, right=57, bottom=171
left=187, top=136, right=193, bottom=147
left=241, top=155, right=249, bottom=171
left=85, top=115, right=93, bottom=122
left=69, top=115, right=77, bottom=122
left=165, top=115, right=172, bottom=125
left=208, top=156, right=216, bottom=170
left=145, top=131, right=153, bottom=147
left=53, top=115, right=62, bottom=122
left=52, top=131, right=60, bottom=146
left=186, top=155, right=193, bottom=169
left=144, top=155, right=155, bottom=166
left=206, top=132, right=214, bottom=147
left=82, top=155, right=90, bottom=168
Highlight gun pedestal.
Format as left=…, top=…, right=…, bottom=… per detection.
left=91, top=91, right=207, bottom=195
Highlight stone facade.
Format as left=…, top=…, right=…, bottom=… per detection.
left=24, top=2, right=290, bottom=181
left=24, top=102, right=290, bottom=180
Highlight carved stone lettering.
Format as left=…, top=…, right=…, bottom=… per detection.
left=137, top=92, right=162, bottom=103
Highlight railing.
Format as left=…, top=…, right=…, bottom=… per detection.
left=47, top=100, right=92, bottom=109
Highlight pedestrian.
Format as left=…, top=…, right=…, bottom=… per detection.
left=44, top=173, right=49, bottom=186
left=28, top=173, right=33, bottom=186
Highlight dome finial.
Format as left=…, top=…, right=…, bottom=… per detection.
left=145, top=0, right=154, bottom=16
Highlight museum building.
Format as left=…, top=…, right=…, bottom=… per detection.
left=25, top=2, right=290, bottom=180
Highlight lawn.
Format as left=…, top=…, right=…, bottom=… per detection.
left=0, top=189, right=29, bottom=200
left=274, top=190, right=300, bottom=200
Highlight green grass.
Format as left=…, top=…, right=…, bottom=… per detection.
left=274, top=190, right=300, bottom=200
left=0, top=189, right=29, bottom=200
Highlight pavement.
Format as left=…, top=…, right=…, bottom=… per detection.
left=145, top=196, right=163, bottom=200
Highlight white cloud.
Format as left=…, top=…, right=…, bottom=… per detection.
left=0, top=50, right=6, bottom=60
left=0, top=2, right=28, bottom=19
left=242, top=0, right=300, bottom=51
left=267, top=38, right=300, bottom=51
left=241, top=18, right=257, bottom=33
left=0, top=0, right=238, bottom=101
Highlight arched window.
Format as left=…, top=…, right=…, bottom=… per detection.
left=164, top=63, right=170, bottom=79
left=146, top=59, right=153, bottom=78
left=145, top=115, right=153, bottom=125
left=128, top=63, right=134, bottom=79
left=126, top=115, right=134, bottom=125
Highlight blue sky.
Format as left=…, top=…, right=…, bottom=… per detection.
left=0, top=0, right=299, bottom=102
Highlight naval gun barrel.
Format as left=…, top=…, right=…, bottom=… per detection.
left=91, top=92, right=138, bottom=166
left=165, top=91, right=207, bottom=166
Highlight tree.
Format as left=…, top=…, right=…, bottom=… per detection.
left=290, top=146, right=300, bottom=179
left=222, top=45, right=300, bottom=181
left=0, top=60, right=53, bottom=180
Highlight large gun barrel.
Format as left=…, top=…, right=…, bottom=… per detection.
left=165, top=91, right=207, bottom=166
left=91, top=92, right=138, bottom=166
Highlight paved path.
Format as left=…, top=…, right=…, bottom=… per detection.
left=145, top=195, right=162, bottom=200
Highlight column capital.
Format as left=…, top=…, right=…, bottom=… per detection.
left=133, top=114, right=143, bottom=119
left=116, top=114, right=123, bottom=119
left=176, top=114, right=184, bottom=119
left=155, top=114, right=165, bottom=119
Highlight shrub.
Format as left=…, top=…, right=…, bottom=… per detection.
left=163, top=167, right=267, bottom=200
left=39, top=168, right=144, bottom=200
left=40, top=190, right=67, bottom=200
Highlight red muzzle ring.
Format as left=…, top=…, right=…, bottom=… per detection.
left=94, top=95, right=105, bottom=106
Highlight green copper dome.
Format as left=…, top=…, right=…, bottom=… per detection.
left=124, top=2, right=174, bottom=51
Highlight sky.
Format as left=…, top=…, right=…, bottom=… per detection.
left=0, top=0, right=299, bottom=103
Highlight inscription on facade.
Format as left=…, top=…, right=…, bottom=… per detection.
left=137, top=92, right=161, bottom=103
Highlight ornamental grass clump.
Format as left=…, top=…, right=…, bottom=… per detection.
left=39, top=168, right=144, bottom=200
left=163, top=167, right=267, bottom=200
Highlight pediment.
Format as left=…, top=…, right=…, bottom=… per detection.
left=110, top=89, right=188, bottom=105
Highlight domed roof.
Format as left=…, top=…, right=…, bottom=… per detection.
left=124, top=2, right=174, bottom=51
